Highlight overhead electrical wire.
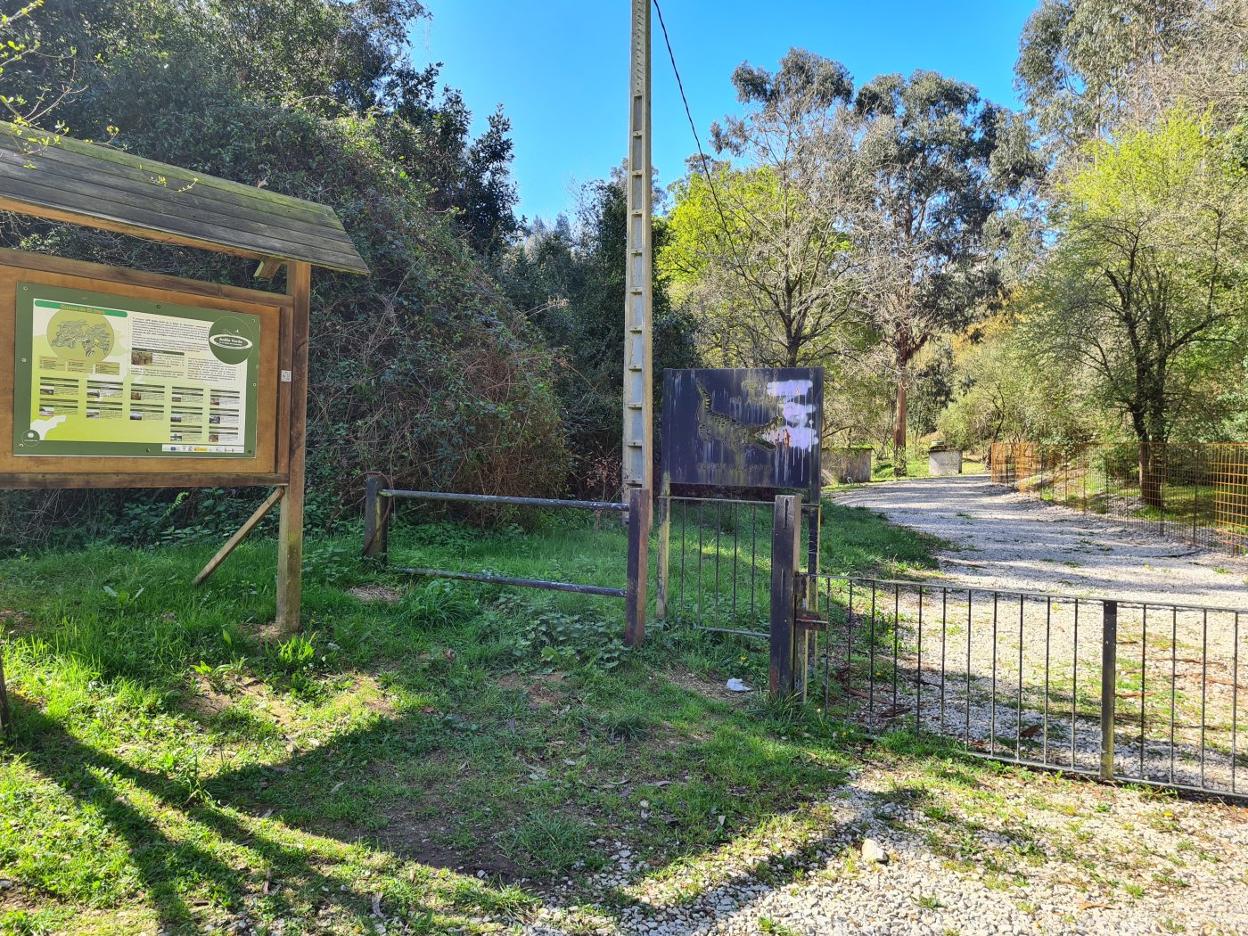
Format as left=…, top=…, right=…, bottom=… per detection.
left=651, top=0, right=738, bottom=247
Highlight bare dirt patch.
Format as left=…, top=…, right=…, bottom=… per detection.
left=348, top=584, right=403, bottom=604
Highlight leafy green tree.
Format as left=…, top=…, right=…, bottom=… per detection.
left=1025, top=111, right=1248, bottom=504
left=504, top=175, right=698, bottom=493
left=938, top=314, right=1102, bottom=457
left=0, top=0, right=567, bottom=542
left=1016, top=0, right=1201, bottom=149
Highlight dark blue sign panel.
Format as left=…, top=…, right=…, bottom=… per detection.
left=662, top=368, right=823, bottom=498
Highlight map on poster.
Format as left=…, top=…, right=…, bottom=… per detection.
left=12, top=283, right=260, bottom=458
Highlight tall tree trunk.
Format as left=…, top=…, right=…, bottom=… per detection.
left=1130, top=406, right=1165, bottom=511
left=893, top=381, right=908, bottom=478
left=1138, top=441, right=1165, bottom=511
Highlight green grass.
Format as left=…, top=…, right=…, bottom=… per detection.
left=0, top=503, right=941, bottom=934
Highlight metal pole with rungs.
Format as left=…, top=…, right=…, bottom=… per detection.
left=622, top=0, right=653, bottom=495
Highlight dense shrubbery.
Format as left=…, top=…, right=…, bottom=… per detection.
left=0, top=0, right=590, bottom=546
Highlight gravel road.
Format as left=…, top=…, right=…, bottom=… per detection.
left=523, top=758, right=1248, bottom=936
left=830, top=475, right=1248, bottom=607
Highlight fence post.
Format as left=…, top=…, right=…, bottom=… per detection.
left=0, top=645, right=10, bottom=739
left=1100, top=600, right=1118, bottom=781
left=655, top=473, right=670, bottom=620
left=770, top=494, right=802, bottom=699
left=624, top=488, right=651, bottom=647
left=363, top=475, right=389, bottom=562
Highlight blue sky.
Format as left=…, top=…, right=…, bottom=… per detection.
left=414, top=1, right=1037, bottom=224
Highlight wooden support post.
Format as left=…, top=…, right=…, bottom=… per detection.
left=194, top=487, right=285, bottom=586
left=0, top=645, right=10, bottom=739
left=363, top=474, right=389, bottom=562
left=1100, top=600, right=1118, bottom=781
left=654, top=472, right=670, bottom=620
left=276, top=261, right=311, bottom=632
left=770, top=494, right=802, bottom=699
left=624, top=488, right=651, bottom=647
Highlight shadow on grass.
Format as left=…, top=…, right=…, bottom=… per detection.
left=3, top=697, right=538, bottom=933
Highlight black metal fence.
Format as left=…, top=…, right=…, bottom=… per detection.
left=655, top=495, right=818, bottom=639
left=801, top=576, right=1247, bottom=800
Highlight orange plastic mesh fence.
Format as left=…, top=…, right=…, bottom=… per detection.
left=988, top=442, right=1248, bottom=556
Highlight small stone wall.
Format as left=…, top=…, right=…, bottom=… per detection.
left=928, top=448, right=963, bottom=476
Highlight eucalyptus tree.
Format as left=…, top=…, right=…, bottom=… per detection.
left=661, top=50, right=870, bottom=369
left=852, top=71, right=1038, bottom=473
left=1017, top=0, right=1248, bottom=155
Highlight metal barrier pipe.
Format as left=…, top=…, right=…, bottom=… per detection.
left=381, top=490, right=627, bottom=512
left=396, top=566, right=626, bottom=598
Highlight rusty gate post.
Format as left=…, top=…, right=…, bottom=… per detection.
left=363, top=474, right=389, bottom=562
left=624, top=488, right=651, bottom=647
left=1100, top=600, right=1118, bottom=781
left=770, top=494, right=802, bottom=698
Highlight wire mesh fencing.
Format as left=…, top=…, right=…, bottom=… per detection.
left=802, top=577, right=1247, bottom=799
left=988, top=442, right=1248, bottom=555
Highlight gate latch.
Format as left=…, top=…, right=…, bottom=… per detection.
left=795, top=610, right=828, bottom=632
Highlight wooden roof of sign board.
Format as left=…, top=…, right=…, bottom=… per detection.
left=0, top=123, right=370, bottom=276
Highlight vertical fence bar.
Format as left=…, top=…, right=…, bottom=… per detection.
left=769, top=495, right=801, bottom=698
left=1170, top=606, right=1178, bottom=784
left=869, top=583, right=877, bottom=723
left=655, top=480, right=670, bottom=620
left=1100, top=600, right=1118, bottom=781
left=1201, top=609, right=1208, bottom=788
left=916, top=586, right=923, bottom=734
left=825, top=577, right=838, bottom=713
left=843, top=578, right=852, bottom=715
left=713, top=502, right=722, bottom=617
left=990, top=592, right=998, bottom=755
left=624, top=489, right=651, bottom=648
left=1043, top=597, right=1051, bottom=763
left=363, top=474, right=389, bottom=562
left=1072, top=599, right=1079, bottom=768
left=893, top=584, right=900, bottom=710
left=940, top=588, right=948, bottom=729
left=696, top=501, right=705, bottom=618
left=750, top=502, right=758, bottom=622
left=679, top=499, right=688, bottom=617
left=966, top=590, right=973, bottom=747
left=1233, top=611, right=1240, bottom=795
left=1017, top=595, right=1025, bottom=760
left=1140, top=605, right=1148, bottom=779
left=730, top=501, right=739, bottom=620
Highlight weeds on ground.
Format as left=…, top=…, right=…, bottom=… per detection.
left=0, top=504, right=927, bottom=933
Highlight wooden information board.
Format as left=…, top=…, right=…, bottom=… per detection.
left=0, top=249, right=288, bottom=488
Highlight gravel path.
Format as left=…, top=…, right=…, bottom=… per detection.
left=830, top=475, right=1248, bottom=607
left=824, top=476, right=1248, bottom=796
left=523, top=757, right=1248, bottom=936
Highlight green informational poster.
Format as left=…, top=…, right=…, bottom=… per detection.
left=12, top=283, right=260, bottom=458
